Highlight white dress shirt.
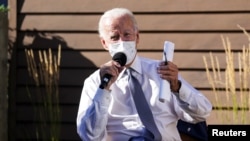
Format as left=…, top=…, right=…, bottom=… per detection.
left=76, top=55, right=212, bottom=141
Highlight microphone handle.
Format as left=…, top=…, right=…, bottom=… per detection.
left=99, top=74, right=112, bottom=89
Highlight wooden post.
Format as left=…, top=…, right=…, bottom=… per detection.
left=0, top=11, right=8, bottom=141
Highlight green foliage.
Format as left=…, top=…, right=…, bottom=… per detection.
left=0, top=4, right=9, bottom=12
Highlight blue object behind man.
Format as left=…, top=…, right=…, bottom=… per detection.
left=177, top=120, right=208, bottom=141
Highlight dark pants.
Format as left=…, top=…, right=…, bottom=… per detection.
left=128, top=136, right=153, bottom=141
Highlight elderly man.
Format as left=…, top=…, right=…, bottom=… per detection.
left=76, top=8, right=212, bottom=141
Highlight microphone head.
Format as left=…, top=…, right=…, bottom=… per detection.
left=112, top=52, right=127, bottom=66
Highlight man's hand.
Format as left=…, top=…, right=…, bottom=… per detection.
left=99, top=60, right=124, bottom=90
left=157, top=61, right=181, bottom=92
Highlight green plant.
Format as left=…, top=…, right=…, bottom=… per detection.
left=0, top=4, right=9, bottom=12
left=25, top=45, right=61, bottom=141
left=203, top=25, right=250, bottom=124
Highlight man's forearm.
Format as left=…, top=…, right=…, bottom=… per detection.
left=78, top=89, right=111, bottom=141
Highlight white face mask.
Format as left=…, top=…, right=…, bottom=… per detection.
left=108, top=41, right=137, bottom=65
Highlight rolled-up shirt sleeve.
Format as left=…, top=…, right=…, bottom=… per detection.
left=173, top=75, right=213, bottom=123
left=76, top=71, right=111, bottom=141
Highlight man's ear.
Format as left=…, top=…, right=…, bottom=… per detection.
left=100, top=38, right=109, bottom=51
left=136, top=32, right=140, bottom=44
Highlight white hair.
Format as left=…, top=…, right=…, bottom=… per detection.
left=98, top=8, right=138, bottom=38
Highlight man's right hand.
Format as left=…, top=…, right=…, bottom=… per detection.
left=99, top=60, right=124, bottom=90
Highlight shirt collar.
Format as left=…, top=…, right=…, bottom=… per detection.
left=128, top=55, right=142, bottom=74
left=118, top=55, right=142, bottom=80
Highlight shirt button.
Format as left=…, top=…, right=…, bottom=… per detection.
left=187, top=127, right=191, bottom=132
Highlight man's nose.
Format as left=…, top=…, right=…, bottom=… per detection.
left=118, top=36, right=130, bottom=42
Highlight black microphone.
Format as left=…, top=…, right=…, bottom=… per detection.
left=99, top=52, right=127, bottom=89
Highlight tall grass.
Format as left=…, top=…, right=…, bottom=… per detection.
left=203, top=25, right=250, bottom=124
left=25, top=45, right=61, bottom=141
